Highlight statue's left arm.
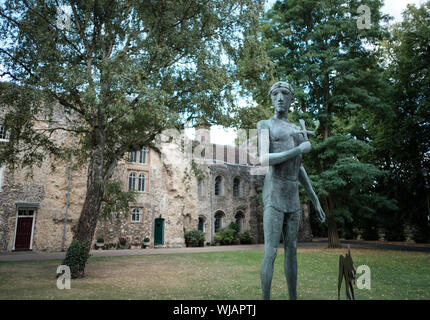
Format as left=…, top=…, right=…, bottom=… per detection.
left=298, top=165, right=326, bottom=223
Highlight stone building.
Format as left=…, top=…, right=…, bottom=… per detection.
left=0, top=107, right=312, bottom=252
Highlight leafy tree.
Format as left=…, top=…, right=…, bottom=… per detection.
left=369, top=2, right=430, bottom=242
left=0, top=0, right=265, bottom=277
left=256, top=0, right=394, bottom=247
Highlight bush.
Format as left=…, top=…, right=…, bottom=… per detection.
left=228, top=222, right=240, bottom=234
left=96, top=237, right=104, bottom=243
left=215, top=228, right=236, bottom=245
left=240, top=230, right=252, bottom=244
left=185, top=230, right=205, bottom=247
left=63, top=240, right=90, bottom=279
left=143, top=237, right=150, bottom=243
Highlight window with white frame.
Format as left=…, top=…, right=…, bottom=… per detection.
left=128, top=172, right=136, bottom=191
left=138, top=173, right=145, bottom=192
left=140, top=147, right=148, bottom=164
left=129, top=151, right=137, bottom=162
left=131, top=208, right=141, bottom=222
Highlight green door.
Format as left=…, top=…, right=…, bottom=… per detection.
left=154, top=218, right=164, bottom=245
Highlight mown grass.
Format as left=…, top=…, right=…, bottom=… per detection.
left=0, top=248, right=429, bottom=300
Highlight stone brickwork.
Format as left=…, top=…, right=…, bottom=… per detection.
left=0, top=113, right=314, bottom=252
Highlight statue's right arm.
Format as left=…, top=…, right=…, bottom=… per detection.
left=257, top=120, right=309, bottom=166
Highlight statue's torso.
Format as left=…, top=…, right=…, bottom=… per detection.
left=260, top=118, right=304, bottom=213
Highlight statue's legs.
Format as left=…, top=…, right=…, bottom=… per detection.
left=260, top=206, right=284, bottom=300
left=282, top=210, right=301, bottom=300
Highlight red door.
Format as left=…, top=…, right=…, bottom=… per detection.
left=15, top=217, right=33, bottom=250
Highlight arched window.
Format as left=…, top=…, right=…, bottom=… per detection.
left=128, top=172, right=136, bottom=191
left=129, top=151, right=137, bottom=162
left=198, top=216, right=206, bottom=232
left=214, top=211, right=225, bottom=233
left=138, top=173, right=145, bottom=192
left=214, top=176, right=223, bottom=196
left=233, top=177, right=241, bottom=198
left=235, top=211, right=245, bottom=233
left=140, top=147, right=148, bottom=164
left=131, top=208, right=141, bottom=222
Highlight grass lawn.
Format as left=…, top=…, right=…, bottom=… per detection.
left=0, top=248, right=429, bottom=300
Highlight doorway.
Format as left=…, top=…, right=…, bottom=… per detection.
left=154, top=218, right=164, bottom=245
left=14, top=208, right=36, bottom=251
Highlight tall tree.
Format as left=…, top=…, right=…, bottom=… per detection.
left=369, top=2, right=430, bottom=242
left=0, top=0, right=265, bottom=277
left=259, top=0, right=393, bottom=247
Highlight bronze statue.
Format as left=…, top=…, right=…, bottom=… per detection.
left=258, top=81, right=326, bottom=300
left=338, top=245, right=356, bottom=300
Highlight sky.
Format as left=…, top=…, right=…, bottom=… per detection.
left=208, top=0, right=427, bottom=146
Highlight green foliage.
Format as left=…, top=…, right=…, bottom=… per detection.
left=254, top=0, right=398, bottom=245
left=368, top=2, right=430, bottom=243
left=214, top=228, right=236, bottom=245
left=100, top=180, right=136, bottom=222
left=184, top=230, right=205, bottom=246
left=239, top=230, right=252, bottom=244
left=63, top=240, right=90, bottom=279
left=228, top=222, right=240, bottom=234
left=96, top=237, right=104, bottom=243
left=0, top=0, right=268, bottom=276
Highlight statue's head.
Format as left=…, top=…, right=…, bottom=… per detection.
left=269, top=81, right=294, bottom=114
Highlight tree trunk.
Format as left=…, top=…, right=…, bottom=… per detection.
left=327, top=215, right=341, bottom=248
left=74, top=176, right=105, bottom=250
left=63, top=139, right=105, bottom=278
left=322, top=195, right=341, bottom=248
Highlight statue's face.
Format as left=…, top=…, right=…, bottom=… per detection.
left=270, top=87, right=293, bottom=113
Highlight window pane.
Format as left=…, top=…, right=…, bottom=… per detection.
left=132, top=209, right=140, bottom=222
left=233, top=178, right=240, bottom=197
left=138, top=174, right=145, bottom=191
left=129, top=173, right=136, bottom=191
left=140, top=148, right=147, bottom=163
left=129, top=151, right=137, bottom=162
left=198, top=218, right=204, bottom=232
left=215, top=176, right=222, bottom=196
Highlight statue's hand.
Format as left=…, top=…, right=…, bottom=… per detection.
left=299, top=141, right=311, bottom=154
left=316, top=205, right=326, bottom=223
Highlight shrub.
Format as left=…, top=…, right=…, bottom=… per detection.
left=240, top=230, right=252, bottom=244
left=184, top=230, right=205, bottom=246
left=143, top=237, right=150, bottom=243
left=228, top=222, right=240, bottom=234
left=96, top=237, right=104, bottom=243
left=63, top=240, right=90, bottom=279
left=215, top=228, right=236, bottom=245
